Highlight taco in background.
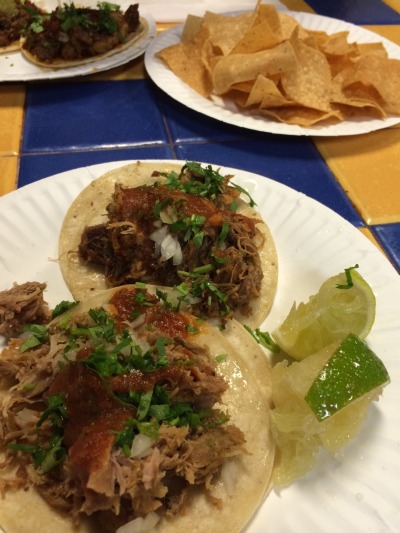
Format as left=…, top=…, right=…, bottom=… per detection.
left=20, top=2, right=148, bottom=68
left=0, top=284, right=274, bottom=532
left=59, top=161, right=278, bottom=328
left=0, top=0, right=44, bottom=53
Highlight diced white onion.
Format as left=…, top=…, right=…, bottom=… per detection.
left=130, top=433, right=156, bottom=459
left=150, top=224, right=183, bottom=265
left=172, top=240, right=183, bottom=265
left=15, top=408, right=38, bottom=425
left=116, top=512, right=160, bottom=533
left=150, top=225, right=169, bottom=245
left=160, top=233, right=178, bottom=261
left=160, top=210, right=177, bottom=224
left=221, top=459, right=239, bottom=497
left=129, top=314, right=146, bottom=329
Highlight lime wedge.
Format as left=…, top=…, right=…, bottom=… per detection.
left=305, top=334, right=390, bottom=421
left=273, top=267, right=376, bottom=360
left=270, top=333, right=390, bottom=487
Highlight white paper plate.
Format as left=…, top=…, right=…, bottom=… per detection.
left=1, top=160, right=400, bottom=532
left=0, top=0, right=156, bottom=81
left=144, top=11, right=400, bottom=136
left=137, top=0, right=287, bottom=23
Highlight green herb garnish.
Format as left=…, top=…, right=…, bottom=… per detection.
left=336, top=264, right=359, bottom=289
left=244, top=325, right=280, bottom=352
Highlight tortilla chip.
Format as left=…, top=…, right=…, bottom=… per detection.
left=316, top=31, right=356, bottom=56
left=278, top=12, right=310, bottom=42
left=212, top=40, right=298, bottom=95
left=256, top=3, right=282, bottom=34
left=244, top=74, right=289, bottom=107
left=181, top=14, right=203, bottom=43
left=342, top=55, right=400, bottom=114
left=356, top=42, right=388, bottom=58
left=231, top=19, right=283, bottom=54
left=281, top=35, right=332, bottom=112
left=331, top=67, right=386, bottom=117
left=156, top=27, right=212, bottom=97
left=258, top=106, right=343, bottom=126
left=202, top=11, right=255, bottom=55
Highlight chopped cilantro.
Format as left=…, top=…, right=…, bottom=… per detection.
left=230, top=182, right=257, bottom=207
left=8, top=394, right=67, bottom=473
left=137, top=389, right=153, bottom=421
left=155, top=336, right=168, bottom=367
left=185, top=324, right=199, bottom=334
left=162, top=162, right=225, bottom=200
left=336, top=264, right=359, bottom=289
left=52, top=300, right=79, bottom=319
left=217, top=222, right=230, bottom=248
left=20, top=324, right=48, bottom=352
left=9, top=432, right=66, bottom=473
left=244, top=325, right=280, bottom=352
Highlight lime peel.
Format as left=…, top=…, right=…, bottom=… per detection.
left=305, top=333, right=390, bottom=421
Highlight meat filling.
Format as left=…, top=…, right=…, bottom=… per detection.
left=22, top=3, right=140, bottom=63
left=0, top=287, right=246, bottom=530
left=0, top=0, right=43, bottom=48
left=0, top=281, right=50, bottom=336
left=79, top=167, right=265, bottom=322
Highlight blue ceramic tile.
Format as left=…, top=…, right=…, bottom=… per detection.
left=371, top=223, right=400, bottom=273
left=176, top=139, right=363, bottom=225
left=304, top=0, right=400, bottom=25
left=18, top=146, right=175, bottom=188
left=159, top=90, right=247, bottom=143
left=22, top=80, right=169, bottom=153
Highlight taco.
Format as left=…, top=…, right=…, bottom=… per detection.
left=59, top=161, right=278, bottom=328
left=0, top=0, right=44, bottom=53
left=19, top=2, right=148, bottom=68
left=0, top=284, right=274, bottom=532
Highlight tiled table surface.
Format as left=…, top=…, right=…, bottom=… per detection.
left=1, top=0, right=400, bottom=272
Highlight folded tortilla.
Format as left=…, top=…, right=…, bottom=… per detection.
left=20, top=18, right=149, bottom=69
left=0, top=284, right=275, bottom=532
left=58, top=161, right=278, bottom=328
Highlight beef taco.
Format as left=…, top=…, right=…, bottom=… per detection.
left=58, top=161, right=278, bottom=328
left=0, top=0, right=44, bottom=53
left=19, top=2, right=148, bottom=68
left=0, top=284, right=274, bottom=532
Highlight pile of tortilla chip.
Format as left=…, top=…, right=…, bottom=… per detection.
left=156, top=3, right=400, bottom=127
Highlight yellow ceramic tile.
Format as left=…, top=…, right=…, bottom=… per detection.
left=314, top=128, right=400, bottom=225
left=157, top=23, right=178, bottom=33
left=358, top=227, right=385, bottom=255
left=279, top=0, right=315, bottom=12
left=0, top=156, right=18, bottom=197
left=382, top=0, right=400, bottom=14
left=87, top=56, right=146, bottom=81
left=0, top=85, right=25, bottom=156
left=363, top=24, right=400, bottom=45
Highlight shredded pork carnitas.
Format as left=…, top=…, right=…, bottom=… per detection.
left=0, top=285, right=246, bottom=531
left=0, top=281, right=50, bottom=337
left=79, top=162, right=265, bottom=323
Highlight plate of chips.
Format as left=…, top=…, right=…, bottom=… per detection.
left=144, top=5, right=400, bottom=136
